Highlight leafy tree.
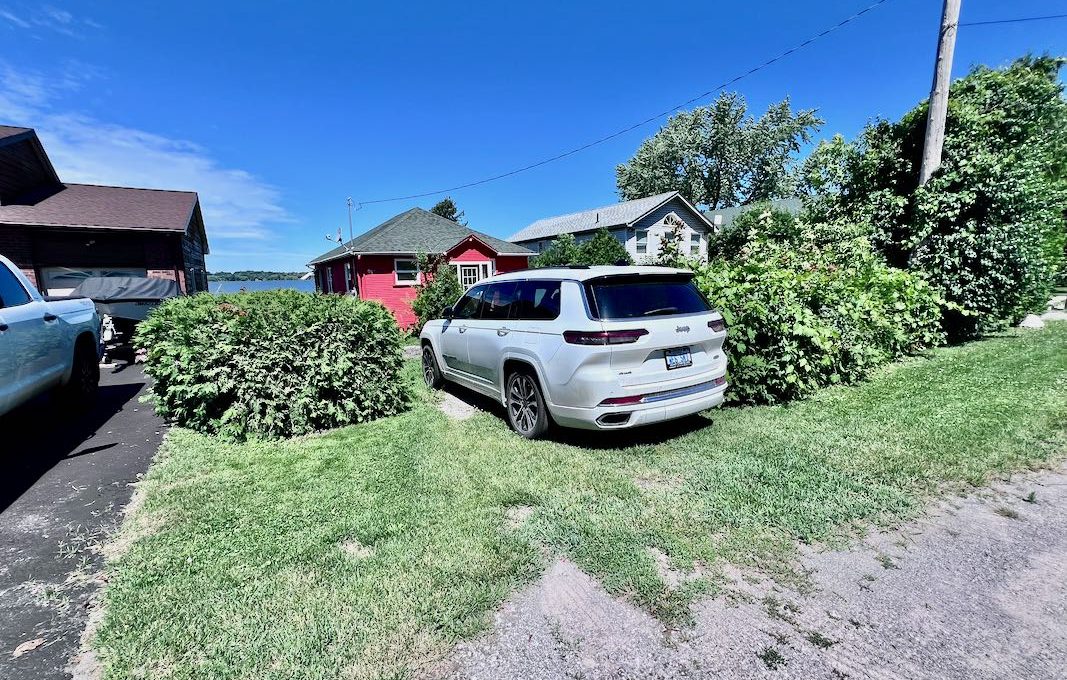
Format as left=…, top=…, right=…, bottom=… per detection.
left=707, top=203, right=802, bottom=262
left=530, top=229, right=634, bottom=268
left=411, top=254, right=463, bottom=333
left=616, top=92, right=822, bottom=209
left=530, top=233, right=582, bottom=268
left=430, top=197, right=466, bottom=225
left=803, top=56, right=1067, bottom=337
left=579, top=228, right=633, bottom=265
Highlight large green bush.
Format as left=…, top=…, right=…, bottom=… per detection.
left=693, top=219, right=945, bottom=404
left=136, top=290, right=408, bottom=440
left=802, top=56, right=1067, bottom=338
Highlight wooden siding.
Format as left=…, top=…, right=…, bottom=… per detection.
left=627, top=196, right=709, bottom=261
left=357, top=254, right=419, bottom=328
left=447, top=238, right=498, bottom=263
left=0, top=223, right=199, bottom=293
left=181, top=208, right=208, bottom=293
left=495, top=255, right=529, bottom=273
left=313, top=248, right=531, bottom=329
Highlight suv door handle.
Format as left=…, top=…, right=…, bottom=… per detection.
left=0, top=323, right=8, bottom=332
left=458, top=325, right=467, bottom=333
left=497, top=327, right=510, bottom=337
left=43, top=313, right=58, bottom=322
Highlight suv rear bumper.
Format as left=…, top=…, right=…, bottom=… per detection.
left=547, top=380, right=728, bottom=430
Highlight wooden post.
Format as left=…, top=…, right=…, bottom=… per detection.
left=919, top=0, right=962, bottom=185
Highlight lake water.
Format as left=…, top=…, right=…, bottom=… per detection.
left=211, top=280, right=316, bottom=294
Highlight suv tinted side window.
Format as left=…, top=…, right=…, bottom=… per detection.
left=0, top=266, right=31, bottom=308
left=512, top=280, right=561, bottom=320
left=481, top=282, right=518, bottom=321
left=452, top=285, right=485, bottom=320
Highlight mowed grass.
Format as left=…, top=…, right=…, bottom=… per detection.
left=95, top=325, right=1067, bottom=679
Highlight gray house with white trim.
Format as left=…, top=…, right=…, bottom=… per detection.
left=507, top=191, right=717, bottom=262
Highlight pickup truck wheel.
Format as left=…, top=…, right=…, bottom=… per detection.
left=505, top=371, right=550, bottom=439
left=422, top=345, right=444, bottom=389
left=61, top=341, right=100, bottom=406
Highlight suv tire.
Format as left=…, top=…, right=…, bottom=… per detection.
left=505, top=370, right=549, bottom=439
left=59, top=339, right=99, bottom=406
left=422, top=345, right=444, bottom=389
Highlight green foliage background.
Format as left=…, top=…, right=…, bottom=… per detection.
left=135, top=290, right=408, bottom=440
left=693, top=216, right=944, bottom=404
left=530, top=228, right=633, bottom=267
left=803, top=56, right=1067, bottom=338
left=617, top=93, right=822, bottom=209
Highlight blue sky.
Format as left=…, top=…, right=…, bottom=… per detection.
left=1, top=0, right=1065, bottom=271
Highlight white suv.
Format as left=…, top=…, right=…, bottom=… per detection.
left=419, top=266, right=728, bottom=438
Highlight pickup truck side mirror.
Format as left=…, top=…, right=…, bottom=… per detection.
left=442, top=305, right=454, bottom=320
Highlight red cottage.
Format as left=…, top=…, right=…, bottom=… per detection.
left=308, top=208, right=532, bottom=328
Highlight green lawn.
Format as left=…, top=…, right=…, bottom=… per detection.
left=95, top=325, right=1067, bottom=679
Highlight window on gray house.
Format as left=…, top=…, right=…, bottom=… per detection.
left=636, top=230, right=648, bottom=254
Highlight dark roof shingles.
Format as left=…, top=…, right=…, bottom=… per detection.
left=309, top=208, right=531, bottom=264
left=0, top=183, right=198, bottom=232
left=0, top=125, right=33, bottom=142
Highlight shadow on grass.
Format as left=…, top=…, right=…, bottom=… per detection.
left=438, top=382, right=715, bottom=450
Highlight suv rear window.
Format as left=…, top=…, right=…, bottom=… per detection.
left=585, top=275, right=711, bottom=319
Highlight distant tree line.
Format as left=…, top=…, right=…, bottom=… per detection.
left=207, top=271, right=308, bottom=282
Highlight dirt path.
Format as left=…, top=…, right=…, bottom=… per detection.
left=432, top=466, right=1067, bottom=679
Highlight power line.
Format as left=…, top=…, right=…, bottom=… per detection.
left=960, top=13, right=1067, bottom=27
left=356, top=0, right=895, bottom=206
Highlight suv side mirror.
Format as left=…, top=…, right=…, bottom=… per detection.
left=442, top=305, right=454, bottom=320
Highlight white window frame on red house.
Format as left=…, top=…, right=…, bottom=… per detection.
left=455, top=260, right=493, bottom=289
left=394, top=257, right=420, bottom=286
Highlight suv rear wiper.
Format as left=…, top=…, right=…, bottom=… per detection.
left=643, top=307, right=679, bottom=316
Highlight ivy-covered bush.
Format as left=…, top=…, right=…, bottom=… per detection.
left=693, top=220, right=945, bottom=404
left=136, top=290, right=408, bottom=440
left=411, top=254, right=463, bottom=334
left=802, top=56, right=1067, bottom=338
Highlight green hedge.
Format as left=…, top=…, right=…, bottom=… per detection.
left=136, top=290, right=408, bottom=440
left=693, top=221, right=945, bottom=404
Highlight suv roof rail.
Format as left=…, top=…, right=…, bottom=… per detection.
left=511, top=264, right=593, bottom=272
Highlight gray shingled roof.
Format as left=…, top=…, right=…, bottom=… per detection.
left=0, top=183, right=200, bottom=232
left=507, top=191, right=683, bottom=242
left=309, top=207, right=532, bottom=265
left=703, top=198, right=802, bottom=231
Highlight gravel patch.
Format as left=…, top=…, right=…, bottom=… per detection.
left=432, top=465, right=1067, bottom=679
left=403, top=345, right=422, bottom=360
left=437, top=391, right=480, bottom=421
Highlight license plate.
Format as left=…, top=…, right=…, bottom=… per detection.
left=665, top=347, right=692, bottom=370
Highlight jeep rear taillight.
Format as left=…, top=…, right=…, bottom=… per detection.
left=708, top=318, right=727, bottom=333
left=563, top=329, right=648, bottom=345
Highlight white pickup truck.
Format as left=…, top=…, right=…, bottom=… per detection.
left=0, top=254, right=100, bottom=417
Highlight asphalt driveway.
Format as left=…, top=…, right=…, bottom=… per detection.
left=0, top=361, right=163, bottom=679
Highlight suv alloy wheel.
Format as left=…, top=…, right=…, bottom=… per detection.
left=505, top=371, right=549, bottom=439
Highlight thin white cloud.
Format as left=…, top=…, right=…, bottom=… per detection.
left=0, top=3, right=101, bottom=36
left=0, top=63, right=291, bottom=240
left=0, top=8, right=30, bottom=28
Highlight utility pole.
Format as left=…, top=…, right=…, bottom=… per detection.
left=345, top=197, right=355, bottom=242
left=919, top=0, right=961, bottom=186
